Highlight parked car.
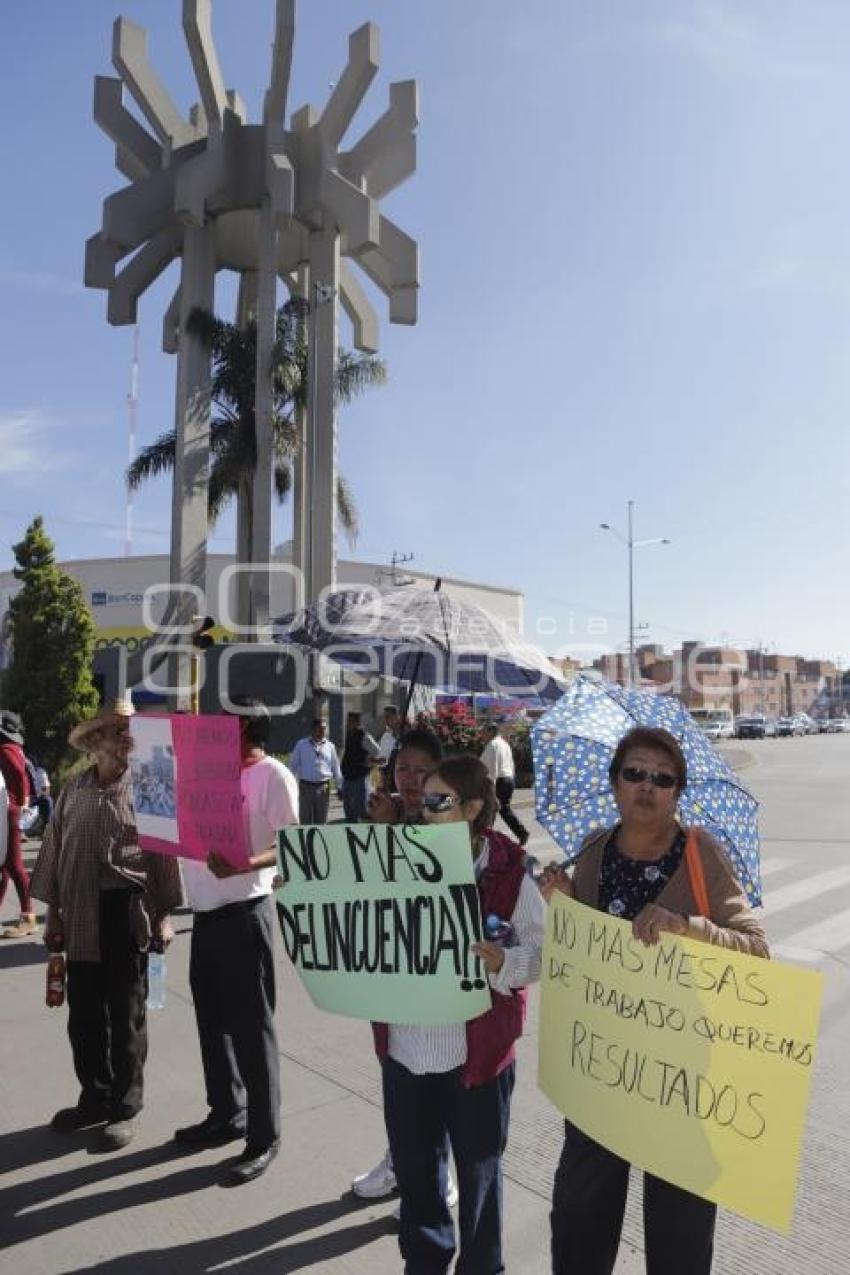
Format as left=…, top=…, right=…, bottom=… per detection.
left=828, top=718, right=850, bottom=733
left=775, top=716, right=803, bottom=737
left=735, top=716, right=766, bottom=739
left=690, top=710, right=734, bottom=740
left=795, top=713, right=818, bottom=735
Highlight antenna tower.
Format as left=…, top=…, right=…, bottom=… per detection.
left=126, top=324, right=139, bottom=556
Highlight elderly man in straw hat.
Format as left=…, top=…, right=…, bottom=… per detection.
left=30, top=697, right=182, bottom=1150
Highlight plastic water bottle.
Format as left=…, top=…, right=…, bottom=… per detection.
left=485, top=914, right=517, bottom=947
left=147, top=951, right=166, bottom=1010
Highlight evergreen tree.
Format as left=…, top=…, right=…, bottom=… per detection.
left=4, top=518, right=99, bottom=772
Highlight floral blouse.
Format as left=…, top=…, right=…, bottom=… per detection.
left=597, top=826, right=686, bottom=921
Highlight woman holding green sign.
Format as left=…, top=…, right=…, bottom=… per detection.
left=374, top=753, right=544, bottom=1275
left=542, top=726, right=769, bottom=1275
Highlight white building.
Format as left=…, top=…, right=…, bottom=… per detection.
left=0, top=546, right=523, bottom=662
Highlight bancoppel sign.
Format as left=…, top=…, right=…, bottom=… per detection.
left=90, top=589, right=145, bottom=607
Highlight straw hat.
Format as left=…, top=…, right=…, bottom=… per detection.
left=68, top=697, right=135, bottom=752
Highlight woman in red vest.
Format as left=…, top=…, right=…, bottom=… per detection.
left=374, top=754, right=544, bottom=1274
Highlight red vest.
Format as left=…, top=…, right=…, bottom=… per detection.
left=372, top=828, right=528, bottom=1088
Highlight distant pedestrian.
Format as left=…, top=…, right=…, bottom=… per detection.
left=175, top=695, right=299, bottom=1185
left=28, top=756, right=53, bottom=832
left=29, top=698, right=182, bottom=1149
left=340, top=711, right=381, bottom=822
left=289, top=719, right=342, bottom=824
left=377, top=705, right=401, bottom=763
left=376, top=704, right=402, bottom=789
left=0, top=709, right=36, bottom=938
left=480, top=723, right=529, bottom=846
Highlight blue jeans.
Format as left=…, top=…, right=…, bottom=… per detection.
left=383, top=1054, right=515, bottom=1275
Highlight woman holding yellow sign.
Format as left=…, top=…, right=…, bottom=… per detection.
left=542, top=726, right=768, bottom=1275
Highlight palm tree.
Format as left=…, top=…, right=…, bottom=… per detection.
left=127, top=300, right=387, bottom=543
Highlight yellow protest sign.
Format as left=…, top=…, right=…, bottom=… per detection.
left=539, top=895, right=822, bottom=1234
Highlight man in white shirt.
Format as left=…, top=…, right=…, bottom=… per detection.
left=480, top=723, right=529, bottom=846
left=174, top=696, right=299, bottom=1185
left=289, top=718, right=342, bottom=824
left=377, top=705, right=401, bottom=764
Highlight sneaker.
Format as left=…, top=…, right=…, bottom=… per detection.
left=1, top=912, right=38, bottom=939
left=51, top=1104, right=108, bottom=1133
left=352, top=1149, right=397, bottom=1198
left=173, top=1114, right=246, bottom=1147
left=391, top=1174, right=458, bottom=1221
left=101, top=1117, right=137, bottom=1151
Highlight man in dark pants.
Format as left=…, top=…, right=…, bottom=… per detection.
left=175, top=696, right=299, bottom=1184
left=480, top=724, right=529, bottom=846
left=340, top=711, right=381, bottom=821
left=289, top=718, right=342, bottom=824
left=30, top=698, right=181, bottom=1150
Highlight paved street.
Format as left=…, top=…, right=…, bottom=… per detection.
left=1, top=736, right=849, bottom=1273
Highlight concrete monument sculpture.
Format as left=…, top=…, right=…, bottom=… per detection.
left=86, top=0, right=419, bottom=661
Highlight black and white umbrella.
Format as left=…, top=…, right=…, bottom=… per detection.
left=272, top=583, right=565, bottom=708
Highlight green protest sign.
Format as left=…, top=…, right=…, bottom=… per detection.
left=275, top=822, right=492, bottom=1025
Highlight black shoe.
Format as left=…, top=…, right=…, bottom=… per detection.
left=173, top=1115, right=246, bottom=1147
left=226, top=1140, right=280, bottom=1185
left=51, top=1105, right=109, bottom=1133
left=518, top=830, right=530, bottom=847
left=101, top=1116, right=138, bottom=1151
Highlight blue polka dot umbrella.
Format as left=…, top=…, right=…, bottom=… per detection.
left=532, top=676, right=762, bottom=906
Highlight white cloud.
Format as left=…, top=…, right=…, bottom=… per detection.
left=0, top=409, right=64, bottom=476
left=659, top=0, right=813, bottom=80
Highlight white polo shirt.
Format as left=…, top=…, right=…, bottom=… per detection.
left=181, top=754, right=299, bottom=913
left=481, top=735, right=515, bottom=783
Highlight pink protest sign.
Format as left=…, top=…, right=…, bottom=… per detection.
left=129, top=713, right=249, bottom=868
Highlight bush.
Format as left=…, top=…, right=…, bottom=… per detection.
left=419, top=705, right=534, bottom=787
left=424, top=703, right=485, bottom=755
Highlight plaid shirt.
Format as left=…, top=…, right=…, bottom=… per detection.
left=30, top=767, right=183, bottom=962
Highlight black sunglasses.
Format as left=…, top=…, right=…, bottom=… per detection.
left=620, top=766, right=677, bottom=790
left=422, top=792, right=461, bottom=813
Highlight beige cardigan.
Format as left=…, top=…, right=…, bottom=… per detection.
left=570, top=825, right=769, bottom=959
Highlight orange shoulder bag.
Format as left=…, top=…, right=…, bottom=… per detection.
left=684, top=827, right=710, bottom=918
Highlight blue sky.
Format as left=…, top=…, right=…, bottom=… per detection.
left=2, top=0, right=849, bottom=665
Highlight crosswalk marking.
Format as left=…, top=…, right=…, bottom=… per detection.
left=771, top=944, right=824, bottom=968
left=762, top=865, right=850, bottom=918
left=780, top=908, right=850, bottom=957
left=759, top=857, right=796, bottom=879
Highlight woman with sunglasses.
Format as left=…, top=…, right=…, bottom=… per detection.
left=374, top=754, right=544, bottom=1275
left=542, top=726, right=768, bottom=1275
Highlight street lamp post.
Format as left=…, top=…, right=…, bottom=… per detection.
left=600, top=499, right=671, bottom=688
